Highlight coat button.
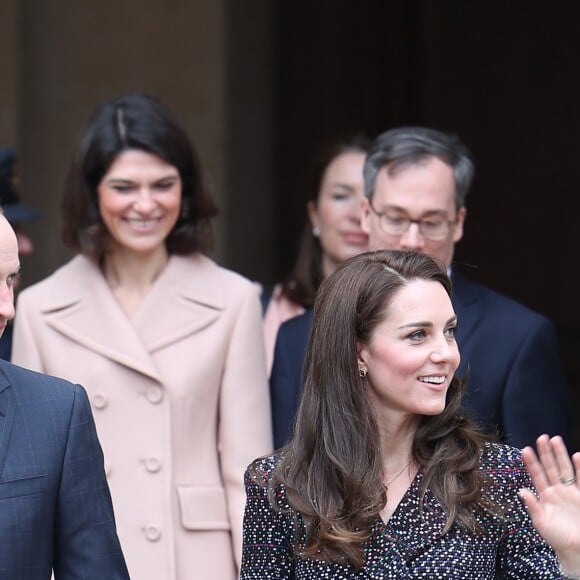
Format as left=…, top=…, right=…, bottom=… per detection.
left=145, top=456, right=162, bottom=473
left=92, top=393, right=108, bottom=409
left=146, top=385, right=163, bottom=404
left=144, top=525, right=162, bottom=542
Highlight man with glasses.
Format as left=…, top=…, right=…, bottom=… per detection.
left=270, top=126, right=568, bottom=449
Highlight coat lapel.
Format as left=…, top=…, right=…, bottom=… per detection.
left=365, top=473, right=447, bottom=575
left=383, top=474, right=448, bottom=561
left=131, top=254, right=224, bottom=352
left=38, top=254, right=225, bottom=382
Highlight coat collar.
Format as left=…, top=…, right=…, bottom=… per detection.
left=450, top=270, right=481, bottom=349
left=36, top=254, right=226, bottom=382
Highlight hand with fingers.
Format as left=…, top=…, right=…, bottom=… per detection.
left=520, top=434, right=580, bottom=578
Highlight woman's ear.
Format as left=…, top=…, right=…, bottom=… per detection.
left=356, top=340, right=368, bottom=368
left=306, top=200, right=319, bottom=230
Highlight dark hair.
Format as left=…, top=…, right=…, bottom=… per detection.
left=61, top=93, right=218, bottom=258
left=363, top=127, right=475, bottom=210
left=281, top=134, right=372, bottom=307
left=258, top=250, right=499, bottom=569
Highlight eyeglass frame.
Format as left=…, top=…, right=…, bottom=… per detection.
left=367, top=201, right=460, bottom=241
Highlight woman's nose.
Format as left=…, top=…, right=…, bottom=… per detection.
left=349, top=197, right=366, bottom=224
left=133, top=189, right=155, bottom=211
left=429, top=335, right=456, bottom=363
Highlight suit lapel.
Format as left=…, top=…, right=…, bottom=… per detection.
left=0, top=378, right=15, bottom=479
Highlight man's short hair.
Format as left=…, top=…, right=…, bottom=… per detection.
left=363, top=127, right=475, bottom=209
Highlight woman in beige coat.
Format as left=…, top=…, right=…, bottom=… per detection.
left=12, top=93, right=272, bottom=580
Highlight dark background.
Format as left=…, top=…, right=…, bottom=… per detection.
left=270, top=3, right=579, bottom=447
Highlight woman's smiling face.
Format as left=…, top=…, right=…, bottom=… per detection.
left=97, top=149, right=182, bottom=256
left=358, top=278, right=460, bottom=420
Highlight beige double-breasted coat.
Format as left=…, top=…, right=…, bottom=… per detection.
left=12, top=253, right=273, bottom=580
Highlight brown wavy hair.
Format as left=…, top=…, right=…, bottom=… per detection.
left=258, top=250, right=501, bottom=569
left=61, top=93, right=218, bottom=259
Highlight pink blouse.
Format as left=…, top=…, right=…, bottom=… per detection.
left=262, top=283, right=305, bottom=375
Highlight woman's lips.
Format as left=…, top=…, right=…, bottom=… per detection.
left=343, top=232, right=369, bottom=245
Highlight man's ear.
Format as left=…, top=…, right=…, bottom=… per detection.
left=453, top=206, right=466, bottom=243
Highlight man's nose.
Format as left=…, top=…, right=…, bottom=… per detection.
left=398, top=222, right=425, bottom=251
left=0, top=286, right=15, bottom=322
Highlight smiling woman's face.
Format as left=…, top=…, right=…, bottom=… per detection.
left=97, top=149, right=182, bottom=256
left=357, top=278, right=460, bottom=421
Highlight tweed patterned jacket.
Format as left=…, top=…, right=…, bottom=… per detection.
left=240, top=443, right=562, bottom=579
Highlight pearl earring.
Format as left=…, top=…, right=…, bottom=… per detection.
left=312, top=227, right=321, bottom=237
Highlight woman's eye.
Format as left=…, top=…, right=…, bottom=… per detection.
left=445, top=326, right=457, bottom=339
left=112, top=185, right=133, bottom=193
left=407, top=330, right=426, bottom=341
left=155, top=181, right=175, bottom=190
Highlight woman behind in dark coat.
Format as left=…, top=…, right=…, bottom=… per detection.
left=240, top=249, right=563, bottom=579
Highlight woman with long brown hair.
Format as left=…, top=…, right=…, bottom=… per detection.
left=241, top=250, right=561, bottom=578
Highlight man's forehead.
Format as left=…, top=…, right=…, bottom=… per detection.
left=373, top=185, right=455, bottom=208
left=0, top=216, right=20, bottom=261
left=374, top=161, right=456, bottom=205
left=0, top=246, right=18, bottom=257
left=384, top=156, right=436, bottom=177
left=0, top=244, right=19, bottom=264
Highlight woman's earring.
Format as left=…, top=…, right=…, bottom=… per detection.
left=359, top=367, right=367, bottom=379
left=312, top=226, right=321, bottom=237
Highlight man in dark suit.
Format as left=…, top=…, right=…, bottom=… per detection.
left=0, top=211, right=129, bottom=578
left=270, top=126, right=569, bottom=450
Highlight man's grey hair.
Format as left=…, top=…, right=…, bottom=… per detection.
left=363, top=127, right=475, bottom=210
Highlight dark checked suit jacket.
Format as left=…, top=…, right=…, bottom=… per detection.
left=270, top=272, right=569, bottom=449
left=0, top=360, right=129, bottom=580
